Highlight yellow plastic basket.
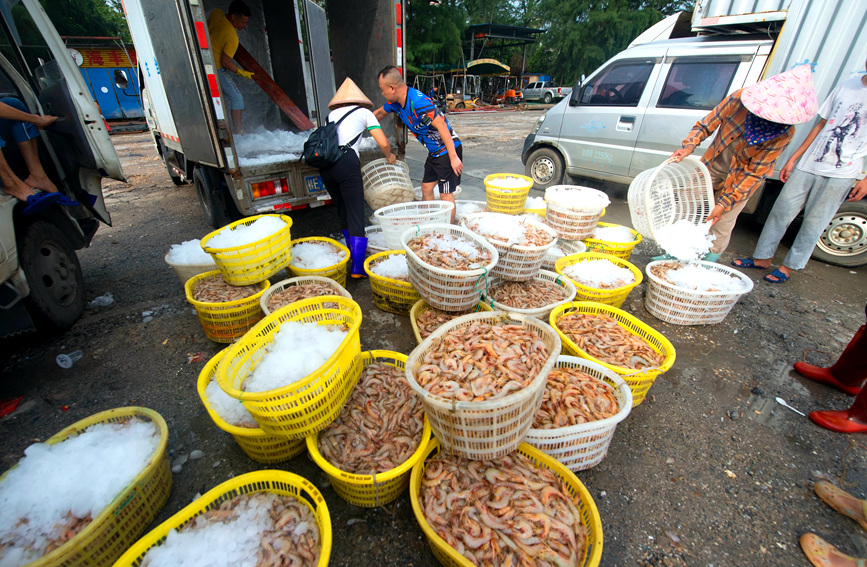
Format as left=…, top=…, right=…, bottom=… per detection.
left=408, top=298, right=493, bottom=345
left=200, top=214, right=293, bottom=286
left=184, top=271, right=269, bottom=343
left=582, top=222, right=643, bottom=260
left=555, top=252, right=643, bottom=308
left=409, top=439, right=603, bottom=567
left=287, top=237, right=351, bottom=287
left=113, top=470, right=331, bottom=567
left=0, top=407, right=171, bottom=567
left=216, top=296, right=363, bottom=439
left=484, top=173, right=532, bottom=214
left=364, top=250, right=421, bottom=316
left=549, top=301, right=676, bottom=406
left=197, top=350, right=306, bottom=463
left=306, top=350, right=432, bottom=507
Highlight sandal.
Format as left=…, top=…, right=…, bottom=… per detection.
left=800, top=533, right=866, bottom=567
left=21, top=191, right=78, bottom=216
left=731, top=258, right=765, bottom=269
left=763, top=268, right=790, bottom=283
left=814, top=481, right=867, bottom=531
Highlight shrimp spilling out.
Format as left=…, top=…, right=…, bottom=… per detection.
left=267, top=282, right=341, bottom=312
left=193, top=277, right=260, bottom=303
left=488, top=280, right=569, bottom=309
left=318, top=362, right=424, bottom=474
left=407, top=233, right=492, bottom=271
left=533, top=367, right=620, bottom=429
left=416, top=305, right=484, bottom=339
left=556, top=312, right=664, bottom=369
left=416, top=321, right=549, bottom=401
left=419, top=450, right=588, bottom=567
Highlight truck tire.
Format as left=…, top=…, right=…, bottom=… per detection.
left=543, top=92, right=553, bottom=104
left=194, top=167, right=239, bottom=229
left=17, top=220, right=85, bottom=331
left=810, top=200, right=867, bottom=267
left=525, top=147, right=565, bottom=190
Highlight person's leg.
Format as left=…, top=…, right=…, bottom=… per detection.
left=746, top=169, right=815, bottom=268
left=319, top=165, right=347, bottom=231
left=337, top=152, right=365, bottom=237
left=217, top=69, right=244, bottom=133
left=795, top=306, right=867, bottom=395
left=708, top=196, right=749, bottom=255
left=0, top=97, right=56, bottom=192
left=0, top=146, right=35, bottom=200
left=421, top=154, right=439, bottom=200
left=436, top=145, right=461, bottom=223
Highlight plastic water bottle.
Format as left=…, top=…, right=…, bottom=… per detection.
left=56, top=350, right=83, bottom=369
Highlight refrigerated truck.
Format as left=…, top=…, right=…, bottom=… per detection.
left=123, top=0, right=408, bottom=228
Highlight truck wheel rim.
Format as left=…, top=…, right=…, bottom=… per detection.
left=33, top=239, right=78, bottom=306
left=531, top=157, right=555, bottom=184
left=817, top=212, right=867, bottom=257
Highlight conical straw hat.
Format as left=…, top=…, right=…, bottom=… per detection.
left=741, top=64, right=818, bottom=125
left=328, top=78, right=373, bottom=110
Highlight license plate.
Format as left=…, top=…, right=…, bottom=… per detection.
left=305, top=174, right=326, bottom=194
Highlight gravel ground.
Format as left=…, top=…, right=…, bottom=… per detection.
left=1, top=112, right=866, bottom=567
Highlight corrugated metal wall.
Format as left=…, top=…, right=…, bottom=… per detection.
left=696, top=0, right=790, bottom=18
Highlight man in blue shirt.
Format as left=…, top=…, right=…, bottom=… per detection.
left=374, top=66, right=462, bottom=222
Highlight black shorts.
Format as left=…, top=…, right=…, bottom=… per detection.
left=422, top=145, right=462, bottom=194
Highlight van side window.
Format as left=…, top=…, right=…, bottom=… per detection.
left=580, top=61, right=653, bottom=106
left=658, top=60, right=739, bottom=110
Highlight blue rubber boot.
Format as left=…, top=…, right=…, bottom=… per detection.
left=342, top=229, right=349, bottom=246
left=703, top=253, right=721, bottom=262
left=348, top=236, right=368, bottom=278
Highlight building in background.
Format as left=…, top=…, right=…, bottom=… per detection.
left=64, top=37, right=144, bottom=122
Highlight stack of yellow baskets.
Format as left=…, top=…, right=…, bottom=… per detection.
left=364, top=250, right=421, bottom=316
left=484, top=173, right=533, bottom=214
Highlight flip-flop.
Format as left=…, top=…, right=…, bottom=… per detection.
left=21, top=191, right=78, bottom=216
left=814, top=481, right=867, bottom=531
left=732, top=258, right=765, bottom=269
left=763, top=268, right=790, bottom=283
left=800, top=533, right=867, bottom=567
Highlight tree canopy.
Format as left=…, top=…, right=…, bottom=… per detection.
left=43, top=0, right=130, bottom=42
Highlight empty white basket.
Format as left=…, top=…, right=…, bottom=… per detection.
left=544, top=185, right=608, bottom=240
left=628, top=157, right=714, bottom=241
left=361, top=158, right=414, bottom=210
left=645, top=260, right=754, bottom=325
left=461, top=212, right=558, bottom=281
left=402, top=223, right=499, bottom=312
left=483, top=270, right=577, bottom=319
left=524, top=356, right=632, bottom=471
left=374, top=201, right=455, bottom=249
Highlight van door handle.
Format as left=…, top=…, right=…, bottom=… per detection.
left=616, top=116, right=635, bottom=132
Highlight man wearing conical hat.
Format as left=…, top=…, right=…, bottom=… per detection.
left=320, top=78, right=396, bottom=278
left=667, top=65, right=818, bottom=262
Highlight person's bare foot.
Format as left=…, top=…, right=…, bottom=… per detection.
left=1, top=181, right=36, bottom=201
left=24, top=174, right=56, bottom=193
left=733, top=257, right=772, bottom=268
left=765, top=265, right=792, bottom=283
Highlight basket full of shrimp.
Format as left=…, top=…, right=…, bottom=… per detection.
left=198, top=350, right=307, bottom=464
left=409, top=299, right=494, bottom=345
left=550, top=301, right=676, bottom=406
left=374, top=201, right=455, bottom=250
left=405, top=311, right=561, bottom=460
left=307, top=350, right=432, bottom=507
left=185, top=270, right=270, bottom=343
left=524, top=356, right=632, bottom=472
left=114, top=470, right=331, bottom=567
left=200, top=214, right=293, bottom=286
left=287, top=237, right=350, bottom=287
left=545, top=185, right=610, bottom=240
left=555, top=251, right=643, bottom=308
left=482, top=269, right=577, bottom=320
left=260, top=276, right=352, bottom=316
left=216, top=296, right=363, bottom=439
left=410, top=438, right=604, bottom=567
left=364, top=250, right=421, bottom=316
left=461, top=212, right=559, bottom=282
left=402, top=224, right=499, bottom=312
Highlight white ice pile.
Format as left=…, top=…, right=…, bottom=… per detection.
left=471, top=215, right=527, bottom=245
left=167, top=239, right=216, bottom=266
left=665, top=264, right=746, bottom=293
left=524, top=196, right=546, bottom=209
left=290, top=242, right=346, bottom=270
left=205, top=379, right=258, bottom=428
left=367, top=230, right=388, bottom=250
left=545, top=186, right=610, bottom=211
left=0, top=420, right=160, bottom=567
left=139, top=494, right=276, bottom=567
left=206, top=216, right=286, bottom=249
left=654, top=220, right=715, bottom=261
left=487, top=176, right=529, bottom=191
left=593, top=225, right=635, bottom=243
left=371, top=255, right=409, bottom=279
left=562, top=259, right=635, bottom=288
left=455, top=201, right=486, bottom=221
left=244, top=322, right=348, bottom=392
left=234, top=127, right=311, bottom=168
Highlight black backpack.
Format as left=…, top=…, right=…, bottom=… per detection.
left=301, top=106, right=364, bottom=168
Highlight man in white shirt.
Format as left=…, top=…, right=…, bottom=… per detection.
left=733, top=61, right=867, bottom=282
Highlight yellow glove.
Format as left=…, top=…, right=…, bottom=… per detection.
left=236, top=69, right=254, bottom=80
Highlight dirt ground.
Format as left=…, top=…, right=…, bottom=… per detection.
left=1, top=111, right=866, bottom=567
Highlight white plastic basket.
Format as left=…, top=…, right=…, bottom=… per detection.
left=524, top=356, right=632, bottom=471
left=644, top=260, right=754, bottom=325
left=413, top=185, right=463, bottom=201
left=544, top=185, right=608, bottom=240
left=405, top=311, right=561, bottom=460
left=628, top=156, right=714, bottom=241
left=454, top=200, right=488, bottom=223
left=374, top=201, right=455, bottom=250
left=461, top=212, right=558, bottom=282
left=365, top=225, right=389, bottom=254
left=260, top=276, right=352, bottom=315
left=164, top=252, right=215, bottom=286
left=401, top=223, right=499, bottom=312
left=543, top=239, right=587, bottom=270
left=361, top=158, right=414, bottom=210
left=483, top=270, right=577, bottom=319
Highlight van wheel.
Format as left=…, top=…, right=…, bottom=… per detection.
left=810, top=200, right=867, bottom=267
left=17, top=220, right=84, bottom=331
left=456, top=102, right=465, bottom=109
left=543, top=92, right=553, bottom=104
left=195, top=167, right=238, bottom=228
left=525, top=147, right=564, bottom=190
